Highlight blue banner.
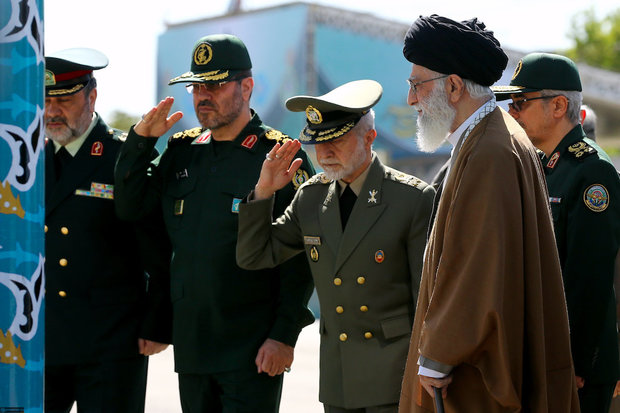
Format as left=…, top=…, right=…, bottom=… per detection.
left=0, top=0, right=45, bottom=411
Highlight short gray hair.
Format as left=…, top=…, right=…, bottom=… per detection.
left=352, top=109, right=375, bottom=140
left=540, top=89, right=582, bottom=124
left=463, top=79, right=494, bottom=100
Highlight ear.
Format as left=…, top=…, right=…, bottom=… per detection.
left=87, top=88, right=97, bottom=112
left=446, top=74, right=465, bottom=103
left=551, top=95, right=569, bottom=119
left=241, top=77, right=254, bottom=101
left=364, top=128, right=377, bottom=148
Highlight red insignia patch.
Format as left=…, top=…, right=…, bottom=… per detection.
left=546, top=152, right=560, bottom=169
left=241, top=134, right=258, bottom=149
left=91, top=141, right=103, bottom=156
left=195, top=131, right=211, bottom=144
left=375, top=250, right=385, bottom=263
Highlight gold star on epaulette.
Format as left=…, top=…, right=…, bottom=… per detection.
left=305, top=172, right=332, bottom=186
left=568, top=141, right=597, bottom=159
left=264, top=129, right=291, bottom=144
left=388, top=170, right=422, bottom=188
left=169, top=127, right=202, bottom=144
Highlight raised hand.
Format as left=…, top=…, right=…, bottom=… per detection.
left=134, top=96, right=184, bottom=138
left=254, top=139, right=303, bottom=200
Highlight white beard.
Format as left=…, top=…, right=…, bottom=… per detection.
left=319, top=135, right=367, bottom=181
left=414, top=82, right=456, bottom=153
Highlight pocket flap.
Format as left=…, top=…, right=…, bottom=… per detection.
left=380, top=313, right=412, bottom=340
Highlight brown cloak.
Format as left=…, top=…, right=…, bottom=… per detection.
left=399, top=108, right=580, bottom=412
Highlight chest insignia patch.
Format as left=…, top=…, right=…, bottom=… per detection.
left=375, top=250, right=385, bottom=263
left=310, top=246, right=319, bottom=262
left=546, top=152, right=560, bottom=169
left=292, top=169, right=309, bottom=190
left=368, top=189, right=378, bottom=203
left=192, top=131, right=211, bottom=144
left=584, top=184, right=609, bottom=212
left=241, top=134, right=258, bottom=149
left=231, top=197, right=242, bottom=213
left=91, top=141, right=103, bottom=156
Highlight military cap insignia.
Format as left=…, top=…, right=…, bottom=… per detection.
left=45, top=70, right=56, bottom=86
left=169, top=127, right=203, bottom=145
left=568, top=141, right=597, bottom=159
left=264, top=129, right=291, bottom=144
left=305, top=106, right=323, bottom=124
left=583, top=184, right=609, bottom=212
left=292, top=169, right=310, bottom=190
left=194, top=42, right=213, bottom=65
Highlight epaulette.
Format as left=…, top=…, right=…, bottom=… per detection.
left=263, top=128, right=292, bottom=144
left=168, top=127, right=202, bottom=145
left=385, top=169, right=424, bottom=188
left=567, top=141, right=597, bottom=159
left=301, top=172, right=332, bottom=187
left=108, top=128, right=128, bottom=142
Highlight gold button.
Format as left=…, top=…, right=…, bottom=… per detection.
left=360, top=305, right=368, bottom=312
left=44, top=225, right=48, bottom=233
left=364, top=332, right=373, bottom=339
left=357, top=276, right=366, bottom=285
left=336, top=306, right=344, bottom=314
left=339, top=333, right=348, bottom=342
left=333, top=277, right=342, bottom=286
left=61, top=227, right=69, bottom=235
left=58, top=291, right=67, bottom=298
left=59, top=258, right=68, bottom=267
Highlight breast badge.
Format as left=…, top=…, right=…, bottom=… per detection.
left=375, top=250, right=385, bottom=263
left=292, top=169, right=310, bottom=190
left=583, top=184, right=609, bottom=212
left=310, top=246, right=319, bottom=262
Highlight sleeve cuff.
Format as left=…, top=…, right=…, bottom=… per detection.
left=418, top=355, right=453, bottom=377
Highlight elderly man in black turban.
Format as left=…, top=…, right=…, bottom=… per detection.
left=398, top=15, right=580, bottom=413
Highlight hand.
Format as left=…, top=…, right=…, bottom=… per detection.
left=419, top=374, right=453, bottom=399
left=134, top=96, right=183, bottom=138
left=138, top=338, right=169, bottom=356
left=255, top=338, right=293, bottom=376
left=614, top=380, right=620, bottom=397
left=575, top=375, right=585, bottom=389
left=254, top=139, right=303, bottom=200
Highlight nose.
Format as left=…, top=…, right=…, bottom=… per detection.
left=45, top=100, right=62, bottom=118
left=407, top=88, right=418, bottom=106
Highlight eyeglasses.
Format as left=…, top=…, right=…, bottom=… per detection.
left=185, top=81, right=233, bottom=94
left=406, top=75, right=449, bottom=94
left=508, top=95, right=563, bottom=112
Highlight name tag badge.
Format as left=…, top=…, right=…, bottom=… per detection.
left=174, top=199, right=184, bottom=215
left=231, top=198, right=242, bottom=214
left=304, top=236, right=321, bottom=246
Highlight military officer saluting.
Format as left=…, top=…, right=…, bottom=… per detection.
left=44, top=48, right=171, bottom=413
left=236, top=80, right=435, bottom=413
left=494, top=53, right=620, bottom=413
left=114, top=34, right=315, bottom=412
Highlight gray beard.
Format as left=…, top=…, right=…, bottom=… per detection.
left=414, top=84, right=456, bottom=153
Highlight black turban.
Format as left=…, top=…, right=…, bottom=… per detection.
left=403, top=15, right=508, bottom=86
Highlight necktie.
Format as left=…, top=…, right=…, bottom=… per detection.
left=339, top=185, right=357, bottom=229
left=55, top=146, right=73, bottom=177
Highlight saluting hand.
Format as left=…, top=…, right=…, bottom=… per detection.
left=254, top=139, right=303, bottom=200
left=134, top=96, right=184, bottom=138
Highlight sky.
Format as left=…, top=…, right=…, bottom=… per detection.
left=45, top=0, right=619, bottom=121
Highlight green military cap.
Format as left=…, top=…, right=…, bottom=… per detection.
left=492, top=52, right=582, bottom=101
left=45, top=48, right=108, bottom=97
left=286, top=79, right=383, bottom=144
left=169, top=34, right=252, bottom=85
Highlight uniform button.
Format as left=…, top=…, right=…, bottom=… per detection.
left=58, top=291, right=67, bottom=298
left=364, top=332, right=373, bottom=339
left=357, top=276, right=366, bottom=285
left=339, top=333, right=348, bottom=342
left=59, top=258, right=68, bottom=267
left=44, top=225, right=48, bottom=233
left=61, top=227, right=69, bottom=235
left=333, top=277, right=342, bottom=286
left=360, top=305, right=368, bottom=312
left=336, top=306, right=344, bottom=314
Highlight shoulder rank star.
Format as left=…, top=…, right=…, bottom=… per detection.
left=368, top=189, right=378, bottom=203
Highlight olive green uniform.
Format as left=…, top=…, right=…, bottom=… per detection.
left=114, top=111, right=315, bottom=411
left=237, top=156, right=434, bottom=410
left=541, top=124, right=620, bottom=412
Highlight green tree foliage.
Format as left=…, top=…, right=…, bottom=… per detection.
left=566, top=7, right=620, bottom=72
left=108, top=110, right=140, bottom=132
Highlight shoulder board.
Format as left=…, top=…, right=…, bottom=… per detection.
left=385, top=169, right=424, bottom=188
left=108, top=128, right=128, bottom=142
left=302, top=172, right=332, bottom=187
left=263, top=128, right=292, bottom=144
left=168, top=127, right=203, bottom=145
left=567, top=140, right=597, bottom=160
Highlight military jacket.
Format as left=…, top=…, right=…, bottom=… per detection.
left=541, top=124, right=620, bottom=383
left=45, top=115, right=171, bottom=366
left=237, top=156, right=434, bottom=408
left=114, top=111, right=315, bottom=374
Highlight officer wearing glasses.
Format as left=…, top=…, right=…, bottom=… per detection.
left=494, top=52, right=620, bottom=413
left=114, top=34, right=315, bottom=412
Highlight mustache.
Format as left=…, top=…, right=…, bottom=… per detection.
left=46, top=117, right=67, bottom=125
left=197, top=100, right=216, bottom=109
